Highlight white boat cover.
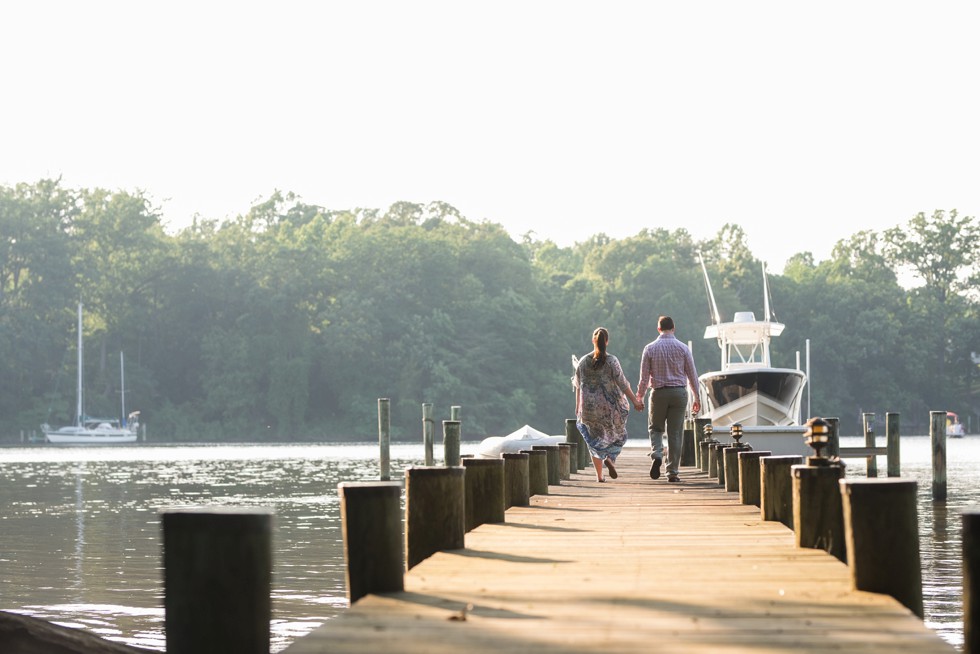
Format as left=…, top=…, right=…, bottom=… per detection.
left=476, top=424, right=565, bottom=458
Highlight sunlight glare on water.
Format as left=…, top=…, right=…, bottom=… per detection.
left=0, top=442, right=450, bottom=652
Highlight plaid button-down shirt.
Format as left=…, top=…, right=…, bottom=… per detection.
left=636, top=332, right=699, bottom=398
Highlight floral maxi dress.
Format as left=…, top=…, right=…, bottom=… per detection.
left=574, top=353, right=631, bottom=462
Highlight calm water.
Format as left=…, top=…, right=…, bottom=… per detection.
left=0, top=436, right=974, bottom=651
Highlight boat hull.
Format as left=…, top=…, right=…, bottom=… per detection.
left=44, top=426, right=137, bottom=444
left=728, top=426, right=811, bottom=457
left=699, top=368, right=806, bottom=428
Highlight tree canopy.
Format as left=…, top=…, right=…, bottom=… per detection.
left=2, top=179, right=977, bottom=440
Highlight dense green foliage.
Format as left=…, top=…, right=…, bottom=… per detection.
left=2, top=181, right=977, bottom=441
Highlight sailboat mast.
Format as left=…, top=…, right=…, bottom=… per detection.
left=76, top=302, right=84, bottom=427
left=120, top=351, right=126, bottom=426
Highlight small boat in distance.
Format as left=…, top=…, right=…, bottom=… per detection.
left=697, top=257, right=807, bottom=429
left=41, top=303, right=139, bottom=444
left=947, top=412, right=966, bottom=438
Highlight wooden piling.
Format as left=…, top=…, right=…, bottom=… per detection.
left=502, top=452, right=530, bottom=508
left=724, top=445, right=750, bottom=492
left=422, top=403, right=434, bottom=466
left=378, top=398, right=391, bottom=481
left=162, top=507, right=273, bottom=654
left=443, top=420, right=461, bottom=467
left=681, top=421, right=695, bottom=467
left=565, top=419, right=588, bottom=470
left=532, top=445, right=562, bottom=485
left=707, top=442, right=721, bottom=478
left=405, top=466, right=465, bottom=569
left=522, top=449, right=549, bottom=496
left=564, top=419, right=577, bottom=472
left=716, top=444, right=731, bottom=487
left=694, top=417, right=710, bottom=469
left=826, top=417, right=840, bottom=458
left=557, top=443, right=572, bottom=480
left=863, top=412, right=877, bottom=478
left=699, top=439, right=711, bottom=473
left=962, top=510, right=980, bottom=653
left=761, top=455, right=803, bottom=528
left=565, top=418, right=592, bottom=470
left=738, top=450, right=772, bottom=507
left=886, top=412, right=901, bottom=477
left=840, top=478, right=923, bottom=618
left=462, top=458, right=506, bottom=532
left=338, top=482, right=404, bottom=603
left=931, top=410, right=947, bottom=502
left=792, top=462, right=846, bottom=562
left=450, top=405, right=461, bottom=421
left=566, top=442, right=579, bottom=474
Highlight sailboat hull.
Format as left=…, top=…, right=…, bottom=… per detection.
left=44, top=425, right=137, bottom=444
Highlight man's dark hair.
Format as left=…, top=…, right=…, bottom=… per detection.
left=658, top=315, right=674, bottom=331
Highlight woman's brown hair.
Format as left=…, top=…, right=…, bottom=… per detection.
left=592, top=327, right=608, bottom=368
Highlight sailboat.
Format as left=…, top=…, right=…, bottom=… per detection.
left=41, top=303, right=139, bottom=444
left=697, top=257, right=807, bottom=428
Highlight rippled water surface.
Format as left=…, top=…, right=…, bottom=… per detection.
left=0, top=442, right=474, bottom=652
left=0, top=437, right=975, bottom=651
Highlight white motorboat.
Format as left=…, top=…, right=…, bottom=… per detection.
left=476, top=424, right=565, bottom=458
left=42, top=303, right=139, bottom=444
left=697, top=258, right=807, bottom=433
left=947, top=412, right=966, bottom=438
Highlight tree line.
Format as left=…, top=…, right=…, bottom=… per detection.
left=1, top=179, right=977, bottom=441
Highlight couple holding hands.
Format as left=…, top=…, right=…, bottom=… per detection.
left=573, top=316, right=701, bottom=483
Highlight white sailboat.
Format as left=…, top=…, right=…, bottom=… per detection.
left=41, top=303, right=139, bottom=444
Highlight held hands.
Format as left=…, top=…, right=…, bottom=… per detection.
left=633, top=398, right=645, bottom=412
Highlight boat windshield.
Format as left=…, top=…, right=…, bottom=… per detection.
left=727, top=342, right=765, bottom=367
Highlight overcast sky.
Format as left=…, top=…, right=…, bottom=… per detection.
left=3, top=1, right=977, bottom=272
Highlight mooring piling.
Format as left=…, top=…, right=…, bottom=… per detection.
left=162, top=507, right=273, bottom=654
left=840, top=477, right=923, bottom=618
left=338, top=481, right=404, bottom=603
left=405, top=466, right=465, bottom=569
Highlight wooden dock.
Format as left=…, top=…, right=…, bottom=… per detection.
left=284, top=447, right=955, bottom=653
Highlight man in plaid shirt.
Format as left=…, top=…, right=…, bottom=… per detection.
left=636, top=315, right=701, bottom=482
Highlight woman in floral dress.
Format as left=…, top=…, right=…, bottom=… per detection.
left=574, top=327, right=644, bottom=482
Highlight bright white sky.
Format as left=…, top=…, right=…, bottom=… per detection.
left=2, top=1, right=978, bottom=272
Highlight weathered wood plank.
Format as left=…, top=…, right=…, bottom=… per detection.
left=285, top=448, right=955, bottom=654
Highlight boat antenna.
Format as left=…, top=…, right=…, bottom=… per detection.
left=698, top=252, right=722, bottom=326
left=762, top=261, right=778, bottom=322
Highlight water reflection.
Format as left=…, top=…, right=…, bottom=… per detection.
left=837, top=434, right=977, bottom=651
left=0, top=438, right=976, bottom=651
left=74, top=470, right=85, bottom=597
left=0, top=442, right=443, bottom=652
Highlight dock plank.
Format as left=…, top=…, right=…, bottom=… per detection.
left=285, top=448, right=955, bottom=653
